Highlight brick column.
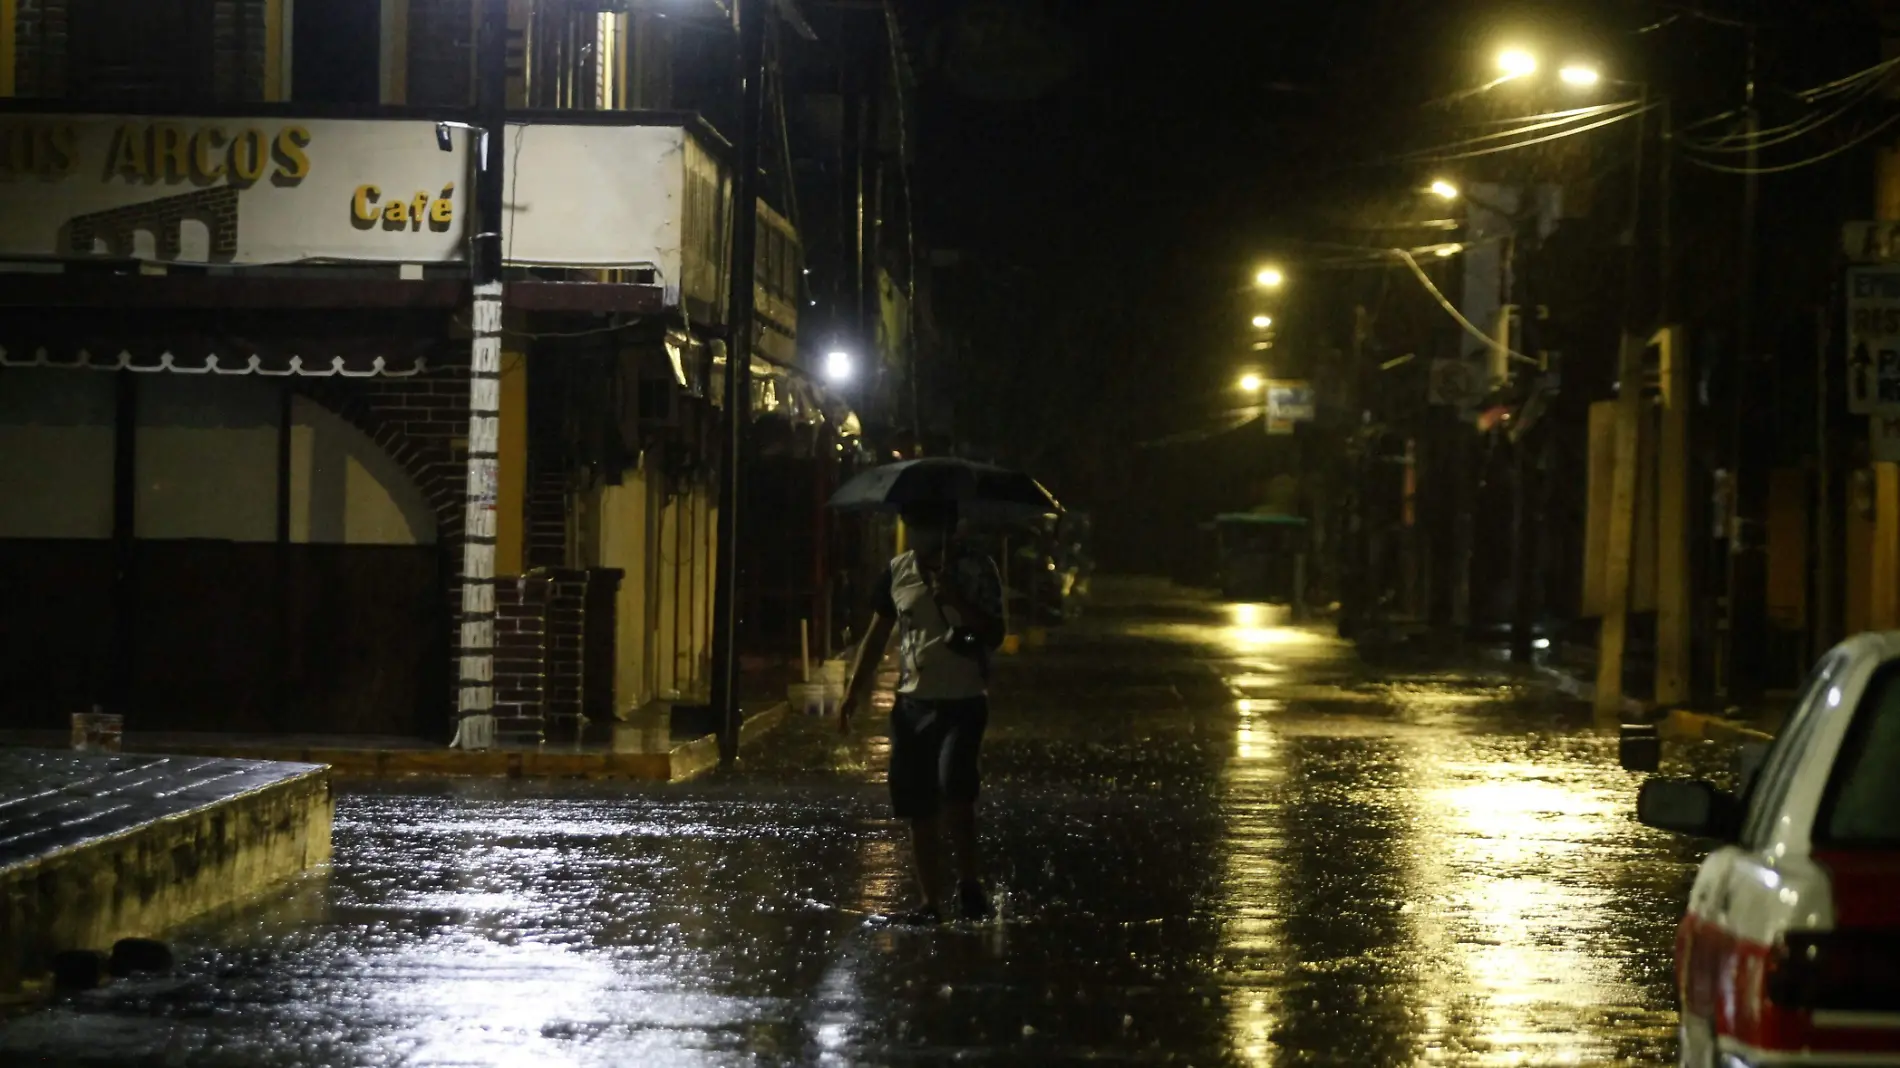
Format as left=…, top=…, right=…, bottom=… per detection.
left=492, top=574, right=550, bottom=742
left=543, top=569, right=587, bottom=728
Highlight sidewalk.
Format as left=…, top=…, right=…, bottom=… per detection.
left=1536, top=640, right=1780, bottom=744
left=1, top=749, right=330, bottom=992
left=0, top=701, right=789, bottom=783
left=1347, top=623, right=1783, bottom=745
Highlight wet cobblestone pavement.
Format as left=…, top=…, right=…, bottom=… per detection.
left=1, top=580, right=1711, bottom=1067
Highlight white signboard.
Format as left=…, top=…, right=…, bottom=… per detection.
left=0, top=114, right=469, bottom=265
left=1847, top=267, right=1900, bottom=414
left=503, top=123, right=680, bottom=270
left=1267, top=380, right=1315, bottom=422
left=501, top=123, right=732, bottom=311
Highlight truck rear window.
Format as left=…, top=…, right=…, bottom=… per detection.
left=1819, top=663, right=1900, bottom=847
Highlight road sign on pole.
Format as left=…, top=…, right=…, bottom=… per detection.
left=1266, top=380, right=1313, bottom=435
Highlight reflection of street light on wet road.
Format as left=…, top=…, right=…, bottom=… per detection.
left=1250, top=314, right=1273, bottom=330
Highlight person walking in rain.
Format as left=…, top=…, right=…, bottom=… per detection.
left=840, top=500, right=1006, bottom=924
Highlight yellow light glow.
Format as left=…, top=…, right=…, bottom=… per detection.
left=1430, top=179, right=1460, bottom=201
left=1254, top=267, right=1285, bottom=288
left=1250, top=314, right=1272, bottom=329
left=1239, top=373, right=1264, bottom=393
left=1559, top=65, right=1601, bottom=87
left=1497, top=49, right=1537, bottom=78
left=1232, top=603, right=1268, bottom=627
left=1435, top=245, right=1458, bottom=258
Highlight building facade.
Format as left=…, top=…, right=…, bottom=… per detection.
left=0, top=0, right=870, bottom=742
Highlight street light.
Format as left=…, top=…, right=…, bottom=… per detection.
left=1430, top=179, right=1460, bottom=201
left=1497, top=48, right=1538, bottom=79
left=1559, top=64, right=1602, bottom=88
left=1251, top=314, right=1273, bottom=329
left=823, top=350, right=853, bottom=383
left=1239, top=373, right=1264, bottom=393
left=1254, top=266, right=1285, bottom=289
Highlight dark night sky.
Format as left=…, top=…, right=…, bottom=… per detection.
left=904, top=1, right=1520, bottom=563
left=896, top=0, right=1879, bottom=569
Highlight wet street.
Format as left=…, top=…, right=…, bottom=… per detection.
left=3, top=580, right=1704, bottom=1067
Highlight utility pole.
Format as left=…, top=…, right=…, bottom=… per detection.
left=1722, top=28, right=1763, bottom=702
left=450, top=0, right=510, bottom=750
left=1597, top=75, right=1653, bottom=720
left=709, top=0, right=768, bottom=765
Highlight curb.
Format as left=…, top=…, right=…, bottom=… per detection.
left=1658, top=708, right=1775, bottom=745
left=1534, top=665, right=1776, bottom=744
left=119, top=703, right=792, bottom=783
left=1535, top=665, right=1649, bottom=718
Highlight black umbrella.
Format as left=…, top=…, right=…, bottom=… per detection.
left=828, top=458, right=1061, bottom=520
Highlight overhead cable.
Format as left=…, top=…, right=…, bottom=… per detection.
left=1398, top=101, right=1640, bottom=160
left=1409, top=101, right=1658, bottom=164
left=1679, top=111, right=1900, bottom=175
left=1682, top=71, right=1890, bottom=154
left=1390, top=249, right=1539, bottom=367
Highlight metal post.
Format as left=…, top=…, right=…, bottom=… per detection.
left=1597, top=333, right=1647, bottom=720
left=709, top=0, right=767, bottom=764
left=1814, top=305, right=1834, bottom=659
left=449, top=0, right=510, bottom=750
left=1657, top=326, right=1693, bottom=706
left=1723, top=30, right=1762, bottom=702
left=1509, top=422, right=1534, bottom=661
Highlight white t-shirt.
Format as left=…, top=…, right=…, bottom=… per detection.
left=875, top=547, right=1002, bottom=700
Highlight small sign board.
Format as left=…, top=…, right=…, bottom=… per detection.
left=1266, top=380, right=1315, bottom=424
left=1847, top=267, right=1900, bottom=414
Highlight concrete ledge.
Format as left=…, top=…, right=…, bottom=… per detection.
left=49, top=703, right=795, bottom=782
left=1535, top=665, right=1649, bottom=718
left=0, top=752, right=332, bottom=992
left=1659, top=709, right=1776, bottom=745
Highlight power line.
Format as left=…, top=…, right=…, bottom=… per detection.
left=1799, top=53, right=1900, bottom=103
left=1681, top=70, right=1890, bottom=153
left=1396, top=101, right=1641, bottom=160
left=1409, top=101, right=1658, bottom=164
left=1391, top=249, right=1538, bottom=367
left=1679, top=110, right=1900, bottom=175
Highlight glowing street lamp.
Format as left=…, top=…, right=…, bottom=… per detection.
left=1430, top=178, right=1460, bottom=201
left=1250, top=314, right=1273, bottom=330
left=823, top=350, right=853, bottom=383
left=1239, top=373, right=1264, bottom=393
left=1559, top=64, right=1602, bottom=88
left=1254, top=266, right=1285, bottom=289
left=1497, top=48, right=1538, bottom=80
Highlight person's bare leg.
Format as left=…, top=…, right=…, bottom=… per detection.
left=908, top=816, right=946, bottom=910
left=944, top=801, right=981, bottom=884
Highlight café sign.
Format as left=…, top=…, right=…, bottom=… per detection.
left=0, top=115, right=468, bottom=265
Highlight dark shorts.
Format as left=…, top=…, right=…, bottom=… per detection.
left=888, top=694, right=989, bottom=820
